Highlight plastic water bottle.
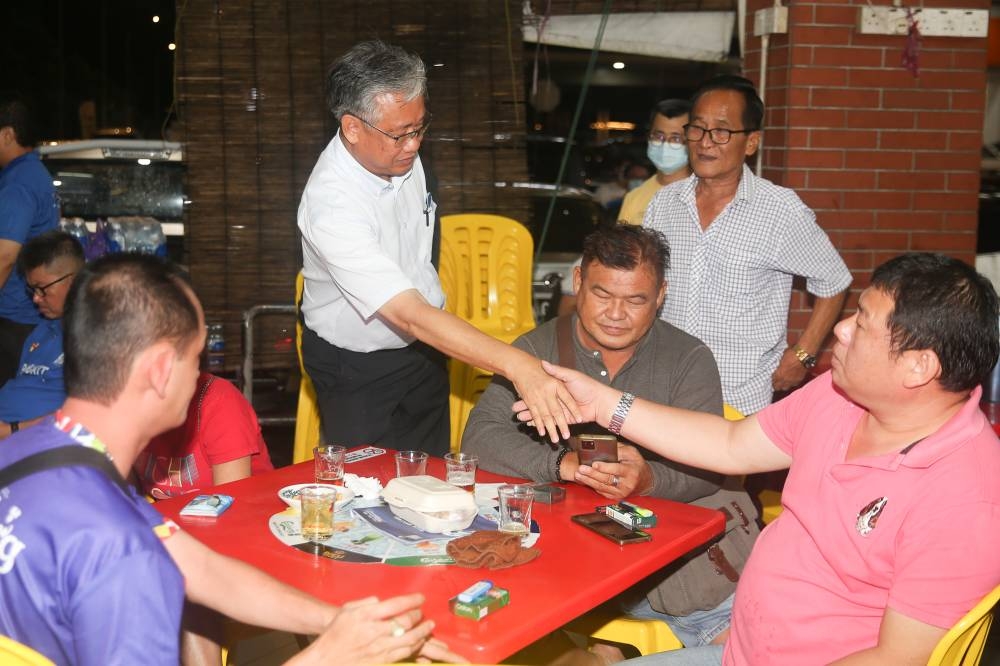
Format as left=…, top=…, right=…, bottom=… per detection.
left=133, top=221, right=160, bottom=255
left=87, top=219, right=109, bottom=259
left=149, top=221, right=167, bottom=258
left=206, top=324, right=225, bottom=373
left=105, top=218, right=126, bottom=253
left=62, top=218, right=90, bottom=254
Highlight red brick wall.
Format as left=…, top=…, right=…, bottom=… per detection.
left=743, top=0, right=989, bottom=363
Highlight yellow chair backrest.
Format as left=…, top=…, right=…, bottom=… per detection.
left=927, top=583, right=1000, bottom=666
left=440, top=214, right=535, bottom=336
left=293, top=271, right=322, bottom=464
left=440, top=214, right=536, bottom=451
left=0, top=636, right=54, bottom=665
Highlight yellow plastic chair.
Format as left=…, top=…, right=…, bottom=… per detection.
left=927, top=583, right=1000, bottom=666
left=450, top=363, right=498, bottom=453
left=0, top=636, right=54, bottom=665
left=440, top=214, right=536, bottom=451
left=440, top=214, right=535, bottom=337
left=293, top=271, right=322, bottom=464
left=570, top=610, right=684, bottom=655
left=758, top=489, right=783, bottom=525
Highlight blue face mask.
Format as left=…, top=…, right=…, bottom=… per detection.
left=627, top=178, right=645, bottom=191
left=647, top=141, right=688, bottom=175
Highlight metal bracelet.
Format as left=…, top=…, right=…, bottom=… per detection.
left=607, top=392, right=636, bottom=436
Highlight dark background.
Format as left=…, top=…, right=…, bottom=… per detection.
left=1, top=0, right=177, bottom=140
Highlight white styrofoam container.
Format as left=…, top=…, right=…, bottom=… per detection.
left=381, top=475, right=478, bottom=533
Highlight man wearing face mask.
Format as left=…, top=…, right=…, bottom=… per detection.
left=619, top=99, right=692, bottom=226
left=556, top=100, right=692, bottom=317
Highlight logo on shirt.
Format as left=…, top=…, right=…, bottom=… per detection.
left=856, top=497, right=888, bottom=537
left=0, top=505, right=26, bottom=575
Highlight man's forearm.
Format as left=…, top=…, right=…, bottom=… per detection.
left=379, top=290, right=531, bottom=379
left=796, top=290, right=848, bottom=355
left=166, top=531, right=335, bottom=634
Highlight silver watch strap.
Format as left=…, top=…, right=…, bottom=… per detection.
left=608, top=392, right=636, bottom=435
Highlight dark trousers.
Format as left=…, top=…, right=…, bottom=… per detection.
left=301, top=324, right=451, bottom=457
left=0, top=317, right=35, bottom=385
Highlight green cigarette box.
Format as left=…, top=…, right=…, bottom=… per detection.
left=604, top=502, right=657, bottom=529
left=449, top=586, right=510, bottom=621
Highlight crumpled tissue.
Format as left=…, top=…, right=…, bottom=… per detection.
left=343, top=473, right=382, bottom=500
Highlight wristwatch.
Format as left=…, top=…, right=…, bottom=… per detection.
left=608, top=392, right=636, bottom=435
left=793, top=345, right=818, bottom=369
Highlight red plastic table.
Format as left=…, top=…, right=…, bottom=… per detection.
left=154, top=448, right=725, bottom=663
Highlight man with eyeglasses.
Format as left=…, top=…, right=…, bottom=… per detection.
left=0, top=95, right=60, bottom=385
left=644, top=75, right=851, bottom=415
left=0, top=230, right=82, bottom=439
left=297, top=40, right=580, bottom=457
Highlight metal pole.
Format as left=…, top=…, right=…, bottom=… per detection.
left=241, top=303, right=296, bottom=406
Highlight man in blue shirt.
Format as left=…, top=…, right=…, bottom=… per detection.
left=0, top=231, right=82, bottom=438
left=0, top=254, right=460, bottom=665
left=0, top=95, right=59, bottom=383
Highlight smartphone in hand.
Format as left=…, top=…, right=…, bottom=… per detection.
left=576, top=434, right=618, bottom=466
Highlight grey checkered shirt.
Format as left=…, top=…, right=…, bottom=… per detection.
left=644, top=165, right=851, bottom=414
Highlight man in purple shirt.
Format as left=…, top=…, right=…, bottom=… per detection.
left=0, top=254, right=461, bottom=665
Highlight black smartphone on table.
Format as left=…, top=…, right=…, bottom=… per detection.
left=571, top=512, right=651, bottom=545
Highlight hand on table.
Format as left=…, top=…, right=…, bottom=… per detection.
left=771, top=348, right=809, bottom=393
left=290, top=594, right=438, bottom=666
left=509, top=358, right=583, bottom=442
left=414, top=637, right=467, bottom=663
left=577, top=444, right=653, bottom=500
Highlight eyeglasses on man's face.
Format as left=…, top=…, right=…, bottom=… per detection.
left=648, top=132, right=685, bottom=147
left=26, top=272, right=74, bottom=298
left=683, top=123, right=756, bottom=145
left=351, top=113, right=432, bottom=145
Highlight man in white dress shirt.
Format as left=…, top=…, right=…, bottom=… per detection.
left=297, top=41, right=578, bottom=456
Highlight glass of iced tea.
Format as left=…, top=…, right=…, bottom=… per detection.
left=299, top=485, right=336, bottom=542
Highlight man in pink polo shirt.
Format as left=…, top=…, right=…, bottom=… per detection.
left=531, top=252, right=1000, bottom=665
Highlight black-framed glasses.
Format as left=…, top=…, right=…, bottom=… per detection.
left=648, top=132, right=685, bottom=147
left=683, top=123, right=756, bottom=145
left=351, top=113, right=432, bottom=144
left=26, top=272, right=74, bottom=298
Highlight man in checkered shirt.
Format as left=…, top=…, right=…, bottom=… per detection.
left=644, top=76, right=851, bottom=414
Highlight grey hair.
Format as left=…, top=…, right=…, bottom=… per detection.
left=326, top=40, right=427, bottom=124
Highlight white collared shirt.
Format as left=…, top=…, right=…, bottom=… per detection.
left=297, top=133, right=443, bottom=352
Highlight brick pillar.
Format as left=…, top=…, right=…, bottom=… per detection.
left=743, top=0, right=989, bottom=361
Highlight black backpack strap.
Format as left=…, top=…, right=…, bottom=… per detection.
left=0, top=446, right=129, bottom=494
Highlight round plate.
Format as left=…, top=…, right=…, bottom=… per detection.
left=278, top=483, right=355, bottom=512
